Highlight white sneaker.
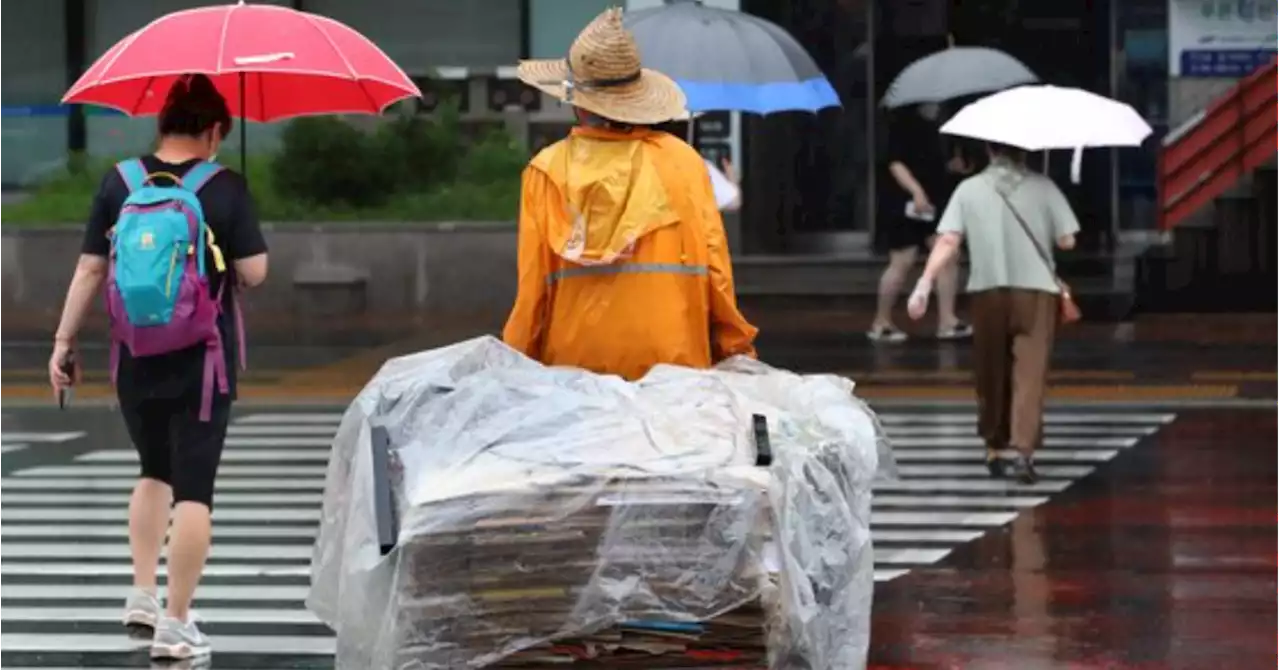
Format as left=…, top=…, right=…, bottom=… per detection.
left=151, top=615, right=212, bottom=660
left=121, top=588, right=161, bottom=631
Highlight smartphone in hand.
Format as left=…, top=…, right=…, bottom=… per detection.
left=58, top=352, right=76, bottom=410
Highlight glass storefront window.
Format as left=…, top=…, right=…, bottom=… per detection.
left=2, top=1, right=68, bottom=186
left=1116, top=0, right=1170, bottom=230
left=739, top=0, right=875, bottom=252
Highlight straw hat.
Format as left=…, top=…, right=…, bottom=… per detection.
left=517, top=7, right=688, bottom=125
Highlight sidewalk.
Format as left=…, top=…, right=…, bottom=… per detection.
left=5, top=314, right=1272, bottom=404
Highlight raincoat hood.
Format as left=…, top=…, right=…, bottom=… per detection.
left=528, top=126, right=681, bottom=266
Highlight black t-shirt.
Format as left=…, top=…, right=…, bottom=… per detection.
left=885, top=114, right=949, bottom=211
left=82, top=156, right=267, bottom=402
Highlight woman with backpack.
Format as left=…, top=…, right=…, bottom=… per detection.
left=48, top=74, right=268, bottom=661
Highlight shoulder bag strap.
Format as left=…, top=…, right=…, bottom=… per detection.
left=993, top=184, right=1059, bottom=281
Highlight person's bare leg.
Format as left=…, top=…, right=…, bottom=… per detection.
left=873, top=247, right=918, bottom=330
left=164, top=501, right=212, bottom=621
left=935, top=255, right=961, bottom=329
left=129, top=478, right=173, bottom=593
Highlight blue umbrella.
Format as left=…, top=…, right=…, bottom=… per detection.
left=623, top=1, right=840, bottom=114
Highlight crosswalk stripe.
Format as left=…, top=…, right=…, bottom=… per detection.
left=1, top=583, right=309, bottom=600
left=0, top=507, right=1019, bottom=528
left=236, top=413, right=344, bottom=424
left=3, top=493, right=1044, bottom=510
left=2, top=444, right=28, bottom=454
left=873, top=529, right=983, bottom=543
left=2, top=492, right=326, bottom=506
left=231, top=411, right=1175, bottom=426
left=891, top=436, right=1137, bottom=448
left=1, top=478, right=325, bottom=490
left=873, top=479, right=1072, bottom=492
left=229, top=424, right=346, bottom=436
left=74, top=445, right=1126, bottom=464
left=0, top=524, right=318, bottom=539
left=20, top=464, right=332, bottom=478
left=0, top=432, right=88, bottom=443
left=226, top=423, right=1155, bottom=438
left=0, top=542, right=314, bottom=560
left=873, top=494, right=1048, bottom=509
left=0, top=540, right=922, bottom=566
left=871, top=511, right=1018, bottom=527
left=0, top=633, right=335, bottom=655
left=18, top=462, right=1100, bottom=480
left=0, top=563, right=311, bottom=578
left=1, top=606, right=324, bottom=625
left=874, top=413, right=1174, bottom=425
left=893, top=449, right=1118, bottom=463
left=885, top=424, right=1157, bottom=437
left=2, top=508, right=320, bottom=522
left=1, top=475, right=1091, bottom=494
left=872, top=547, right=952, bottom=565
left=0, top=562, right=910, bottom=584
left=0, top=476, right=1100, bottom=497
left=0, top=407, right=1174, bottom=666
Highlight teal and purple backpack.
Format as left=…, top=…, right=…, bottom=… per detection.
left=105, top=159, right=245, bottom=421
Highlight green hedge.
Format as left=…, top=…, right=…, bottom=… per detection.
left=2, top=103, right=525, bottom=225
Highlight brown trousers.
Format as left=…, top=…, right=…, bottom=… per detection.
left=969, top=288, right=1059, bottom=454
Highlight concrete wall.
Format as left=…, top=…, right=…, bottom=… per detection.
left=1, top=223, right=519, bottom=340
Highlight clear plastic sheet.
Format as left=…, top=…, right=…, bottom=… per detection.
left=308, top=336, right=896, bottom=669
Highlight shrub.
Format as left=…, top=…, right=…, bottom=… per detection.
left=458, top=127, right=529, bottom=187
left=4, top=104, right=531, bottom=224
left=271, top=117, right=391, bottom=207
left=373, top=100, right=462, bottom=193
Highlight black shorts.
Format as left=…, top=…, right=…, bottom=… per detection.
left=119, top=392, right=231, bottom=509
left=881, top=216, right=938, bottom=253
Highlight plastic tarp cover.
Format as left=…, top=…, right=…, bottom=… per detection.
left=308, top=336, right=896, bottom=670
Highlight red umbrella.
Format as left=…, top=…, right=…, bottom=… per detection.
left=63, top=1, right=421, bottom=120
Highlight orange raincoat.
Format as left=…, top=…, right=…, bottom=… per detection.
left=502, top=125, right=758, bottom=381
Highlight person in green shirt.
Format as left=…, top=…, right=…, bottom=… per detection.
left=907, top=142, right=1080, bottom=484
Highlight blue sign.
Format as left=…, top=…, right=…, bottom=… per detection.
left=1180, top=48, right=1278, bottom=77
left=1, top=105, right=126, bottom=118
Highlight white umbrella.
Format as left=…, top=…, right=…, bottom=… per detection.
left=940, top=85, right=1152, bottom=182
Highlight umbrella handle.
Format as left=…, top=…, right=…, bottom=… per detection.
left=240, top=71, right=248, bottom=178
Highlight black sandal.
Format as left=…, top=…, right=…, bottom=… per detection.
left=985, top=450, right=1007, bottom=478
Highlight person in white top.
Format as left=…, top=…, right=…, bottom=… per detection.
left=707, top=156, right=741, bottom=212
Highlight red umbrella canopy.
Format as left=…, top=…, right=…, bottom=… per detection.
left=62, top=2, right=421, bottom=120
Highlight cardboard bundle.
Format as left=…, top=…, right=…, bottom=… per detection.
left=382, top=479, right=773, bottom=669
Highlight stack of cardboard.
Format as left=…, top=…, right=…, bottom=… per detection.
left=384, top=478, right=774, bottom=669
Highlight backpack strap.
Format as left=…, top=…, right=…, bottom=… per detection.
left=181, top=160, right=224, bottom=193
left=116, top=159, right=147, bottom=193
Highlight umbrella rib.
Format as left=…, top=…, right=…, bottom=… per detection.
left=297, top=11, right=380, bottom=113
left=217, top=3, right=238, bottom=78
left=129, top=76, right=156, bottom=116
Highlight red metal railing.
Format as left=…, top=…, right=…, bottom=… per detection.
left=1157, top=58, right=1278, bottom=230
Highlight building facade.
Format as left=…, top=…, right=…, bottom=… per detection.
left=3, top=0, right=1272, bottom=251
